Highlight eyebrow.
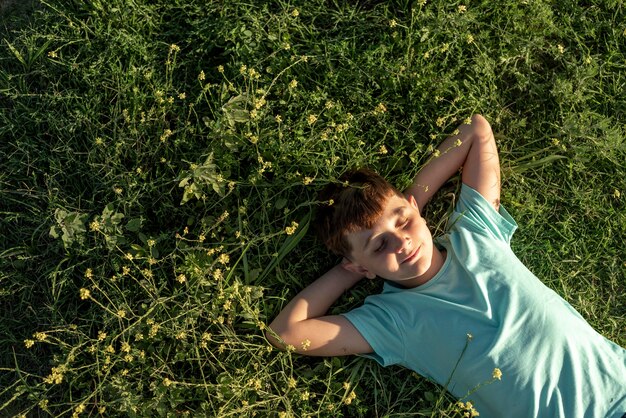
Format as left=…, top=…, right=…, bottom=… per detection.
left=362, top=205, right=406, bottom=251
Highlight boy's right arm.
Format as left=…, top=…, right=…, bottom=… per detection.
left=266, top=263, right=373, bottom=356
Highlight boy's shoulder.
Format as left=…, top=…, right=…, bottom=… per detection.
left=447, top=183, right=517, bottom=244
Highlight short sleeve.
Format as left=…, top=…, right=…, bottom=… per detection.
left=449, top=184, right=518, bottom=244
left=341, top=298, right=405, bottom=366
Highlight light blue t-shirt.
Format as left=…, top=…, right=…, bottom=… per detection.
left=342, top=184, right=626, bottom=418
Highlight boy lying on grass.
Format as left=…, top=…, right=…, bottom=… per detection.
left=267, top=115, right=626, bottom=417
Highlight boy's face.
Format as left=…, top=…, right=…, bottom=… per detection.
left=343, top=193, right=441, bottom=286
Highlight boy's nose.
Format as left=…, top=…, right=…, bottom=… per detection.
left=394, top=236, right=410, bottom=253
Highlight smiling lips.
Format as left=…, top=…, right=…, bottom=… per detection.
left=402, top=245, right=421, bottom=264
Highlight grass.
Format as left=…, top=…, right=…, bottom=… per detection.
left=1, top=0, right=625, bottom=416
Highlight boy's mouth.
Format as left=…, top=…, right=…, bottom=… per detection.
left=402, top=245, right=420, bottom=264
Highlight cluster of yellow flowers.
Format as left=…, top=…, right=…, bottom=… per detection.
left=44, top=365, right=67, bottom=385
left=284, top=221, right=299, bottom=235
left=344, top=390, right=357, bottom=405
left=374, top=102, right=387, bottom=114
left=300, top=339, right=311, bottom=351
left=79, top=288, right=91, bottom=300
left=457, top=401, right=479, bottom=417
left=160, top=128, right=173, bottom=142
left=71, top=403, right=85, bottom=418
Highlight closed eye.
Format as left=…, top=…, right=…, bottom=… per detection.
left=375, top=239, right=386, bottom=253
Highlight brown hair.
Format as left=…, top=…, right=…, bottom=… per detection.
left=315, top=168, right=402, bottom=256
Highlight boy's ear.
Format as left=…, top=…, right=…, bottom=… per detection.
left=341, top=258, right=376, bottom=279
left=407, top=194, right=419, bottom=210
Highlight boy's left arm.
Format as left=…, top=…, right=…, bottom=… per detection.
left=406, top=114, right=501, bottom=211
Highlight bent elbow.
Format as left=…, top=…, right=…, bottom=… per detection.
left=265, top=326, right=286, bottom=349
left=470, top=114, right=494, bottom=140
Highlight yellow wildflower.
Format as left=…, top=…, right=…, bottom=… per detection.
left=89, top=220, right=100, bottom=232
left=379, top=145, right=388, bottom=154
left=218, top=253, right=230, bottom=265
left=389, top=19, right=397, bottom=28
left=177, top=274, right=186, bottom=284
left=24, top=339, right=35, bottom=348
left=285, top=221, right=299, bottom=235
left=291, top=9, right=299, bottom=17
left=300, top=339, right=311, bottom=351
left=34, top=332, right=47, bottom=342
left=79, top=288, right=91, bottom=300
left=289, top=79, right=298, bottom=89
left=458, top=5, right=467, bottom=13
left=248, top=67, right=259, bottom=79
left=223, top=299, right=232, bottom=311
left=254, top=97, right=266, bottom=109
left=98, top=331, right=107, bottom=341
left=307, top=114, right=317, bottom=125
left=344, top=390, right=357, bottom=405
left=44, top=366, right=65, bottom=385
left=492, top=367, right=502, bottom=380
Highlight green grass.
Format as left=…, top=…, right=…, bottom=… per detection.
left=1, top=0, right=625, bottom=416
